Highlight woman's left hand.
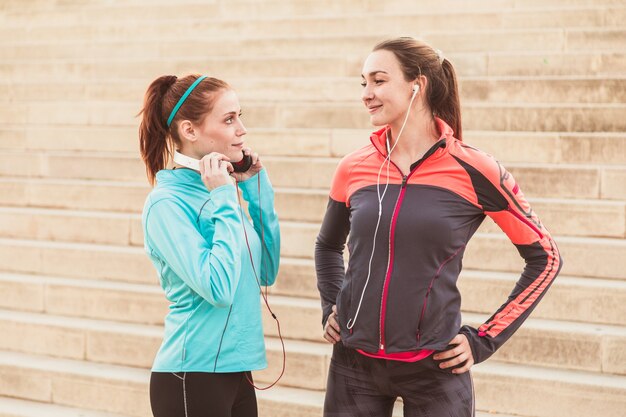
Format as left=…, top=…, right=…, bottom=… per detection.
left=231, top=147, right=263, bottom=182
left=432, top=333, right=474, bottom=374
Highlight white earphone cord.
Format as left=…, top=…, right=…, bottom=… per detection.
left=347, top=85, right=419, bottom=330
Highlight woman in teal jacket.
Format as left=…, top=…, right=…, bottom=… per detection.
left=138, top=74, right=280, bottom=417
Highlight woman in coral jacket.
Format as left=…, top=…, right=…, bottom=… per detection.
left=315, top=37, right=562, bottom=416
left=138, top=74, right=280, bottom=417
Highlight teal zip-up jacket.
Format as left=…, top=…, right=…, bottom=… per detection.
left=142, top=168, right=280, bottom=373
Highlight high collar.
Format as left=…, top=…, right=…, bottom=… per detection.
left=369, top=117, right=455, bottom=158
left=155, top=167, right=207, bottom=191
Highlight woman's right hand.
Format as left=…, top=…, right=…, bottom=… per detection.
left=199, top=152, right=233, bottom=191
left=323, top=305, right=341, bottom=344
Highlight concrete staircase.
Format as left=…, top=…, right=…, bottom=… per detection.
left=0, top=0, right=625, bottom=416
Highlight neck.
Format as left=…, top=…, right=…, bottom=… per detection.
left=387, top=110, right=440, bottom=161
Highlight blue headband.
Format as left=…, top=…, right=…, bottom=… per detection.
left=166, top=75, right=208, bottom=127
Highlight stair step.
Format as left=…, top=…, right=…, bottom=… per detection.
left=0, top=150, right=624, bottom=200
left=0, top=193, right=622, bottom=249
left=0, top=272, right=166, bottom=324
left=2, top=100, right=626, bottom=132
left=1, top=127, right=624, bottom=165
left=2, top=0, right=625, bottom=20
left=2, top=265, right=624, bottom=328
left=0, top=377, right=517, bottom=417
left=0, top=397, right=127, bottom=417
left=4, top=29, right=626, bottom=57
left=0, top=349, right=623, bottom=417
left=2, top=76, right=625, bottom=104
left=0, top=51, right=625, bottom=80
left=2, top=6, right=623, bottom=38
left=0, top=222, right=624, bottom=281
left=279, top=222, right=625, bottom=280
left=1, top=274, right=624, bottom=374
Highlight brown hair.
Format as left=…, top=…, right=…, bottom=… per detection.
left=138, top=74, right=230, bottom=185
left=373, top=37, right=462, bottom=140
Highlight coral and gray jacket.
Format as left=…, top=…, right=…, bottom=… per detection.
left=315, top=118, right=562, bottom=364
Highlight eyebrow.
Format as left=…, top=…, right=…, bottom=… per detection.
left=361, top=70, right=389, bottom=78
left=222, top=110, right=240, bottom=116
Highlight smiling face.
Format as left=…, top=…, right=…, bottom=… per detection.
left=186, top=89, right=247, bottom=162
left=361, top=49, right=416, bottom=127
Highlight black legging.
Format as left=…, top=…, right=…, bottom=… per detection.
left=150, top=371, right=257, bottom=417
left=324, top=342, right=474, bottom=417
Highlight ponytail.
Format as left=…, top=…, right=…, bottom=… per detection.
left=138, top=75, right=177, bottom=185
left=434, top=59, right=462, bottom=141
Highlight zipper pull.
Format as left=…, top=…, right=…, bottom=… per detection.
left=401, top=175, right=407, bottom=188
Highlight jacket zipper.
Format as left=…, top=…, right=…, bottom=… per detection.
left=371, top=134, right=445, bottom=353
left=378, top=174, right=407, bottom=350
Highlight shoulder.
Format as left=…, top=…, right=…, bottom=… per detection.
left=335, top=144, right=378, bottom=178
left=447, top=139, right=507, bottom=185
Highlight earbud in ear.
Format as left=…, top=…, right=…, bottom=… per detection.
left=413, top=84, right=420, bottom=93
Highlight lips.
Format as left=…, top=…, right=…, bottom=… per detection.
left=232, top=142, right=244, bottom=147
left=367, top=105, right=382, bottom=114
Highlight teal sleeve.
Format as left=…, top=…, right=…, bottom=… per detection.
left=238, top=169, right=281, bottom=286
left=144, top=185, right=243, bottom=307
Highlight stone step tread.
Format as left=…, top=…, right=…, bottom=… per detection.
left=3, top=4, right=625, bottom=27
left=0, top=397, right=128, bottom=417
left=0, top=270, right=159, bottom=293
left=0, top=389, right=520, bottom=417
left=1, top=195, right=623, bottom=220
left=3, top=74, right=626, bottom=82
left=1, top=349, right=623, bottom=391
left=0, top=51, right=626, bottom=80
left=3, top=26, right=626, bottom=43
left=2, top=304, right=625, bottom=341
left=0, top=232, right=624, bottom=282
left=3, top=99, right=626, bottom=108
left=2, top=266, right=624, bottom=299
left=3, top=148, right=626, bottom=168
left=4, top=147, right=626, bottom=166
left=3, top=266, right=623, bottom=297
left=1, top=226, right=625, bottom=250
left=2, top=49, right=625, bottom=59
left=3, top=125, right=625, bottom=136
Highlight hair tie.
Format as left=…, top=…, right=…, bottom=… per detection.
left=434, top=48, right=445, bottom=65
left=166, top=75, right=207, bottom=127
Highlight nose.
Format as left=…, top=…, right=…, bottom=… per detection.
left=237, top=119, right=247, bottom=136
left=361, top=84, right=373, bottom=104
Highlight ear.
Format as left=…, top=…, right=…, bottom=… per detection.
left=412, top=75, right=428, bottom=94
left=178, top=120, right=197, bottom=143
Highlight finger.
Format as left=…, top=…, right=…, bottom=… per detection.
left=325, top=326, right=341, bottom=342
left=251, top=152, right=260, bottom=166
left=433, top=335, right=466, bottom=360
left=210, top=155, right=223, bottom=175
left=328, top=315, right=341, bottom=333
left=433, top=345, right=461, bottom=361
left=452, top=358, right=474, bottom=374
left=332, top=305, right=337, bottom=314
left=198, top=158, right=206, bottom=174
left=439, top=352, right=468, bottom=369
left=242, top=147, right=251, bottom=156
left=323, top=332, right=336, bottom=344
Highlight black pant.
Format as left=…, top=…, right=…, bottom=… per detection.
left=150, top=371, right=257, bottom=417
left=324, top=343, right=474, bottom=417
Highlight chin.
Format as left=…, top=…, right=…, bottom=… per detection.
left=229, top=149, right=244, bottom=162
left=370, top=114, right=389, bottom=127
